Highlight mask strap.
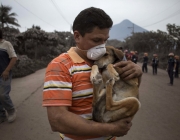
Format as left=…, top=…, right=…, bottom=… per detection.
left=76, top=46, right=88, bottom=52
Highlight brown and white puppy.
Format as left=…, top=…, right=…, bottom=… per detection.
left=90, top=46, right=140, bottom=123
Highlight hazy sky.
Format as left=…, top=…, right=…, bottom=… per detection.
left=2, top=0, right=180, bottom=33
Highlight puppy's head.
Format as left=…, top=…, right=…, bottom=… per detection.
left=94, top=46, right=124, bottom=68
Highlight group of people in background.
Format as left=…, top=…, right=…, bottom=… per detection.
left=142, top=52, right=179, bottom=86
left=142, top=53, right=159, bottom=75
left=124, top=50, right=139, bottom=64
left=119, top=47, right=179, bottom=86
left=118, top=47, right=139, bottom=64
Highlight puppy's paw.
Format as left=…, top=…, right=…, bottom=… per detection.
left=90, top=65, right=102, bottom=84
left=106, top=78, right=115, bottom=86
left=107, top=64, right=120, bottom=81
left=111, top=71, right=120, bottom=81
left=90, top=72, right=103, bottom=84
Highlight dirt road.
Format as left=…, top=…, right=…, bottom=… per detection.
left=0, top=63, right=180, bottom=140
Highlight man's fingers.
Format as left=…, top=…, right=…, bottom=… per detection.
left=120, top=69, right=136, bottom=80
left=114, top=61, right=129, bottom=67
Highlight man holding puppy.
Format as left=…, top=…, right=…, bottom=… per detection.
left=43, top=7, right=142, bottom=140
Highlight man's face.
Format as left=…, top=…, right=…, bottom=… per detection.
left=74, top=27, right=110, bottom=50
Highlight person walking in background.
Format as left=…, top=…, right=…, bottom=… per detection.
left=134, top=51, right=138, bottom=62
left=151, top=54, right=159, bottom=75
left=131, top=51, right=138, bottom=64
left=166, top=53, right=176, bottom=86
left=174, top=55, right=179, bottom=78
left=0, top=29, right=17, bottom=123
left=142, top=52, right=149, bottom=73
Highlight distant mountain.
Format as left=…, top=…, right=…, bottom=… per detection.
left=109, top=19, right=148, bottom=41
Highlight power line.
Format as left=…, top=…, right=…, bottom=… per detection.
left=142, top=9, right=180, bottom=28
left=14, top=0, right=59, bottom=30
left=138, top=0, right=180, bottom=23
left=50, top=0, right=71, bottom=25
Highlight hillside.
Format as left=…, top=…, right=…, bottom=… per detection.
left=109, top=19, right=148, bottom=41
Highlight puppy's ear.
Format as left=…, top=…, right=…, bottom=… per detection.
left=113, top=47, right=124, bottom=60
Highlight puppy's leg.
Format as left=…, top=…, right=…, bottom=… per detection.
left=90, top=65, right=103, bottom=107
left=105, top=78, right=115, bottom=110
left=105, top=79, right=140, bottom=117
left=106, top=64, right=119, bottom=81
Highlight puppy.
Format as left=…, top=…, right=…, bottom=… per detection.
left=90, top=46, right=140, bottom=123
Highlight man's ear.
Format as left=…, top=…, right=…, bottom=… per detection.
left=74, top=31, right=81, bottom=44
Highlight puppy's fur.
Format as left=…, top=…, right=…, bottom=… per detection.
left=90, top=46, right=140, bottom=123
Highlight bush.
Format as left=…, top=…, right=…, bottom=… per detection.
left=12, top=55, right=52, bottom=78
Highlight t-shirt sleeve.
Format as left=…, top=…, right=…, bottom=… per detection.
left=43, top=59, right=72, bottom=107
left=6, top=42, right=17, bottom=58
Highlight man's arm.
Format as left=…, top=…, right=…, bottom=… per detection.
left=1, top=57, right=17, bottom=80
left=5, top=57, right=17, bottom=72
left=47, top=106, right=132, bottom=137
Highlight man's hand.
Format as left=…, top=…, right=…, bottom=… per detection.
left=1, top=70, right=10, bottom=81
left=1, top=57, right=17, bottom=81
left=114, top=61, right=142, bottom=80
left=110, top=117, right=133, bottom=137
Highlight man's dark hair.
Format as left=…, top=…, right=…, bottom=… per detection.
left=0, top=29, right=2, bottom=39
left=73, top=7, right=113, bottom=36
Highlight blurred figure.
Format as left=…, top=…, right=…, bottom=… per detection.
left=142, top=52, right=149, bottom=73
left=151, top=54, right=159, bottom=75
left=124, top=49, right=131, bottom=60
left=131, top=51, right=138, bottom=64
left=166, top=53, right=176, bottom=86
left=135, top=51, right=139, bottom=62
left=174, top=55, right=179, bottom=78
left=118, top=47, right=123, bottom=52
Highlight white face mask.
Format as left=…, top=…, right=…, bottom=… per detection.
left=76, top=43, right=106, bottom=60
left=87, top=43, right=106, bottom=60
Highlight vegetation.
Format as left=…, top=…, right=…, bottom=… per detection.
left=11, top=26, right=74, bottom=78
left=0, top=4, right=20, bottom=30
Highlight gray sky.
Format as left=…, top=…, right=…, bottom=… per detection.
left=2, top=0, right=180, bottom=33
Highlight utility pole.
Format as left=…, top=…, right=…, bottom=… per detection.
left=128, top=23, right=134, bottom=34
left=127, top=24, right=135, bottom=51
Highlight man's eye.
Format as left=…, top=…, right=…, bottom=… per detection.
left=93, top=40, right=100, bottom=42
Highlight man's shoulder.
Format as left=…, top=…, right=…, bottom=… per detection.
left=49, top=52, right=73, bottom=67
left=53, top=52, right=71, bottom=61
left=1, top=39, right=10, bottom=44
left=0, top=39, right=12, bottom=47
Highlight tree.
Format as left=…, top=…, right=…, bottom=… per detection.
left=0, top=4, right=20, bottom=30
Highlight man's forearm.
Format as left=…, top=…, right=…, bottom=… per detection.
left=47, top=106, right=114, bottom=137
left=5, top=57, right=17, bottom=72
